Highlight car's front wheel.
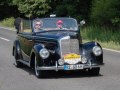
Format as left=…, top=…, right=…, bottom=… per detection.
left=34, top=56, right=45, bottom=78
left=88, top=67, right=100, bottom=76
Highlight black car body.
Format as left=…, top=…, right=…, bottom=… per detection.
left=13, top=17, right=104, bottom=78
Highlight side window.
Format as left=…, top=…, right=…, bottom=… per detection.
left=19, top=20, right=32, bottom=33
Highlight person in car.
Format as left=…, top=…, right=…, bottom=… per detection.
left=56, top=20, right=63, bottom=29
left=34, top=19, right=43, bottom=32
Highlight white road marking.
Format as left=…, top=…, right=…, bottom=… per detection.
left=0, top=37, right=10, bottom=42
left=103, top=48, right=120, bottom=53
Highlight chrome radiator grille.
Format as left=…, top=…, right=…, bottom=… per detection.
left=60, top=38, right=80, bottom=56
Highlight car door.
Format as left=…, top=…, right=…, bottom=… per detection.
left=17, top=19, right=34, bottom=62
left=22, top=33, right=34, bottom=62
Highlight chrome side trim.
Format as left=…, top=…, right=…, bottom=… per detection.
left=18, top=59, right=30, bottom=67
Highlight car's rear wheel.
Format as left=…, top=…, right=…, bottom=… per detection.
left=88, top=67, right=100, bottom=76
left=14, top=48, right=23, bottom=67
left=34, top=56, right=45, bottom=78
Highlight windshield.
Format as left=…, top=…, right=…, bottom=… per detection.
left=32, top=18, right=78, bottom=32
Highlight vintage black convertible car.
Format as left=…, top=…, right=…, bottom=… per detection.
left=13, top=17, right=104, bottom=78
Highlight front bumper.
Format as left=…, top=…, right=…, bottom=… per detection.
left=37, top=62, right=104, bottom=71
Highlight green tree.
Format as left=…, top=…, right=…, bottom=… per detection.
left=50, top=0, right=92, bottom=21
left=13, top=0, right=51, bottom=18
left=0, top=0, right=19, bottom=19
left=91, top=0, right=120, bottom=27
left=0, top=0, right=12, bottom=5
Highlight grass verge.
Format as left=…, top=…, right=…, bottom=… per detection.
left=0, top=17, right=15, bottom=30
left=81, top=25, right=120, bottom=51
left=83, top=40, right=120, bottom=51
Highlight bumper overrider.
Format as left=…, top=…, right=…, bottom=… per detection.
left=37, top=61, right=104, bottom=71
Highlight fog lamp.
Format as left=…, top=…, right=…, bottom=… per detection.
left=58, top=59, right=64, bottom=65
left=81, top=56, right=87, bottom=64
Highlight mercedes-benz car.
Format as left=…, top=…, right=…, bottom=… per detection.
left=13, top=17, right=104, bottom=78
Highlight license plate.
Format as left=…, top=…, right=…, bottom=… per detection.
left=64, top=64, right=83, bottom=70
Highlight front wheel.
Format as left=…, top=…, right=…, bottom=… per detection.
left=34, top=56, right=45, bottom=78
left=88, top=67, right=100, bottom=76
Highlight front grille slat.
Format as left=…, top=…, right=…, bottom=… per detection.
left=60, top=38, right=79, bottom=56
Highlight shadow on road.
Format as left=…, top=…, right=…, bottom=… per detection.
left=13, top=63, right=103, bottom=79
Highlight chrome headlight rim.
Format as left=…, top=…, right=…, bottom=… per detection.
left=39, top=48, right=50, bottom=59
left=92, top=46, right=102, bottom=56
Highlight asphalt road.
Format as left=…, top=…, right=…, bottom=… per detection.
left=0, top=27, right=120, bottom=90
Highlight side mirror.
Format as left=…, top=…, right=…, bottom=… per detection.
left=80, top=20, right=85, bottom=26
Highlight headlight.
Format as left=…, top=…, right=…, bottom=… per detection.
left=39, top=48, right=50, bottom=59
left=92, top=46, right=102, bottom=56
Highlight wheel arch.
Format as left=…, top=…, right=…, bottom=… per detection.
left=13, top=40, right=22, bottom=59
left=13, top=46, right=15, bottom=56
left=30, top=44, right=44, bottom=68
left=30, top=52, right=35, bottom=68
left=82, top=41, right=102, bottom=51
left=82, top=41, right=103, bottom=64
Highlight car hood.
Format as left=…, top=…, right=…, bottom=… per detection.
left=34, top=30, right=78, bottom=41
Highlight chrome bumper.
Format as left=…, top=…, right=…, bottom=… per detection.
left=37, top=63, right=104, bottom=71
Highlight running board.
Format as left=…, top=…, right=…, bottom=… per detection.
left=18, top=59, right=30, bottom=67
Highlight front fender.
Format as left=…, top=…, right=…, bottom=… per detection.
left=33, top=44, right=43, bottom=54
left=13, top=39, right=22, bottom=59
left=30, top=44, right=44, bottom=66
left=82, top=41, right=102, bottom=52
left=82, top=41, right=103, bottom=65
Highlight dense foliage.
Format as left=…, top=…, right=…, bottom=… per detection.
left=12, top=0, right=51, bottom=18
left=91, top=0, right=120, bottom=27
left=0, top=0, right=120, bottom=27
left=0, top=0, right=120, bottom=49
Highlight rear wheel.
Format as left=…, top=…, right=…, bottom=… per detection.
left=14, top=48, right=23, bottom=67
left=34, top=56, right=45, bottom=78
left=88, top=67, right=100, bottom=76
